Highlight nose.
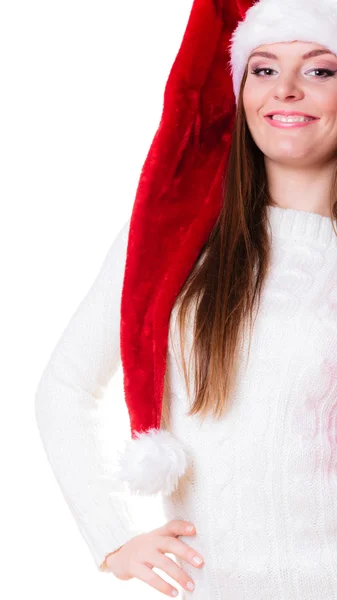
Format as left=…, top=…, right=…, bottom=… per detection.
left=272, top=74, right=304, bottom=102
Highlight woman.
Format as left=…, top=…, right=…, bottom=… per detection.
left=35, top=0, right=337, bottom=598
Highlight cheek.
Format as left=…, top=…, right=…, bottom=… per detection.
left=307, top=88, right=337, bottom=132
left=308, top=84, right=337, bottom=109
left=243, top=82, right=263, bottom=120
left=319, top=93, right=337, bottom=116
left=242, top=82, right=253, bottom=114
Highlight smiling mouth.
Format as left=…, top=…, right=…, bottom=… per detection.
left=264, top=115, right=319, bottom=129
left=266, top=115, right=317, bottom=122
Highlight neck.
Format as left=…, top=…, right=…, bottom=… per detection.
left=264, top=157, right=337, bottom=218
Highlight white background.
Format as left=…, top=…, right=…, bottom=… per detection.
left=1, top=1, right=194, bottom=598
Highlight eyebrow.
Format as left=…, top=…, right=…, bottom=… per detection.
left=248, top=49, right=336, bottom=61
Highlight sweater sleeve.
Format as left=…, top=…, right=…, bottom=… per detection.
left=34, top=216, right=142, bottom=571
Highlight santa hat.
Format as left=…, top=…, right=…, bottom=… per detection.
left=116, top=0, right=337, bottom=497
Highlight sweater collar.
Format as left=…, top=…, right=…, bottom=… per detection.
left=267, top=205, right=337, bottom=250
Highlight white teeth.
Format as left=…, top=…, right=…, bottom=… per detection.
left=270, top=115, right=313, bottom=123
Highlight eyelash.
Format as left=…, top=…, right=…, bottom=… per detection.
left=251, top=67, right=337, bottom=79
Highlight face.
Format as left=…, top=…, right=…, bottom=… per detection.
left=243, top=41, right=337, bottom=168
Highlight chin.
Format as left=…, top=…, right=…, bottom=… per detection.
left=264, top=151, right=316, bottom=167
left=262, top=140, right=314, bottom=162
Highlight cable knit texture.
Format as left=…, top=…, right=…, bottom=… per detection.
left=35, top=205, right=337, bottom=598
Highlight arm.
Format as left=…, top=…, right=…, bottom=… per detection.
left=34, top=217, right=141, bottom=570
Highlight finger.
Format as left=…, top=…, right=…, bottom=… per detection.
left=132, top=562, right=179, bottom=597
left=155, top=552, right=195, bottom=593
left=158, top=519, right=195, bottom=537
left=158, top=535, right=204, bottom=569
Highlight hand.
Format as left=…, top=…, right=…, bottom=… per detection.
left=102, top=519, right=204, bottom=597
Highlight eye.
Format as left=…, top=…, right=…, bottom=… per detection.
left=251, top=67, right=337, bottom=79
left=306, top=68, right=337, bottom=78
left=251, top=67, right=276, bottom=77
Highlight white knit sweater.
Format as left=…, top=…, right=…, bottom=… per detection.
left=35, top=205, right=337, bottom=599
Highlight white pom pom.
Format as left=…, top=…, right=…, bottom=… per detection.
left=116, top=428, right=190, bottom=496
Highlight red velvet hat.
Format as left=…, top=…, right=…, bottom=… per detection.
left=116, top=0, right=337, bottom=497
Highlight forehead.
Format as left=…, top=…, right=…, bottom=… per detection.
left=249, top=41, right=334, bottom=60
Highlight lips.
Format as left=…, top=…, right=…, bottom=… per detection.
left=264, top=115, right=318, bottom=129
left=265, top=111, right=317, bottom=119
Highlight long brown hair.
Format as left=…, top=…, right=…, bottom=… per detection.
left=162, top=63, right=337, bottom=427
